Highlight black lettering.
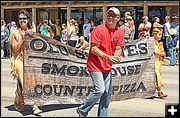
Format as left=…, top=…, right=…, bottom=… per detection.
left=75, top=50, right=86, bottom=59
left=111, top=68, right=117, bottom=77
left=34, top=85, right=42, bottom=96
left=78, top=66, right=90, bottom=77
left=51, top=64, right=67, bottom=75
left=127, top=66, right=134, bottom=76
left=130, top=83, right=136, bottom=93
left=30, top=38, right=47, bottom=52
left=138, top=43, right=148, bottom=55
left=67, top=66, right=79, bottom=76
left=43, top=85, right=52, bottom=96
left=47, top=43, right=59, bottom=53
left=134, top=65, right=141, bottom=75
left=76, top=86, right=86, bottom=96
left=57, top=45, right=69, bottom=56
left=63, top=86, right=76, bottom=96
left=123, top=84, right=130, bottom=94
left=53, top=85, right=63, bottom=96
left=112, top=86, right=119, bottom=95
left=126, top=45, right=138, bottom=56
left=137, top=82, right=147, bottom=91
left=116, top=67, right=126, bottom=76
left=42, top=63, right=51, bottom=74
left=118, top=85, right=123, bottom=94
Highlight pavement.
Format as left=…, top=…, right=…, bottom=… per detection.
left=1, top=55, right=179, bottom=117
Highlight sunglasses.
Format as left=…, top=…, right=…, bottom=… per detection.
left=107, top=14, right=118, bottom=18
left=19, top=17, right=27, bottom=20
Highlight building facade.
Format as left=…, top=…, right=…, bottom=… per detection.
left=1, top=1, right=179, bottom=39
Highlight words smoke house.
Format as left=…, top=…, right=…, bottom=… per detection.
left=23, top=33, right=156, bottom=106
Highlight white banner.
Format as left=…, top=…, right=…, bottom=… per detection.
left=23, top=33, right=156, bottom=106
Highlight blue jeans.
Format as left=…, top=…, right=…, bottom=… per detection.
left=165, top=36, right=171, bottom=57
left=79, top=70, right=112, bottom=117
left=1, top=35, right=5, bottom=50
left=169, top=45, right=176, bottom=65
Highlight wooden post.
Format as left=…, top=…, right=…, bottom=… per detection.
left=1, top=8, right=4, bottom=20
left=143, top=3, right=148, bottom=16
left=67, top=6, right=71, bottom=25
left=103, top=6, right=107, bottom=22
left=32, top=7, right=37, bottom=32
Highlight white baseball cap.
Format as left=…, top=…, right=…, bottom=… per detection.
left=11, top=21, right=16, bottom=25
left=126, top=16, right=133, bottom=20
left=107, top=7, right=120, bottom=15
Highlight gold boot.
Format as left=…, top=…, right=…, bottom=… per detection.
left=32, top=105, right=43, bottom=115
left=158, top=92, right=168, bottom=98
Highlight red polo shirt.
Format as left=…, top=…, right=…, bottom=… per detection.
left=87, top=23, right=124, bottom=72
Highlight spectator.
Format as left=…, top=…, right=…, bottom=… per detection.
left=54, top=19, right=61, bottom=41
left=40, top=20, right=52, bottom=38
left=1, top=24, right=10, bottom=59
left=10, top=21, right=17, bottom=33
left=49, top=19, right=56, bottom=39
left=76, top=36, right=89, bottom=51
left=1, top=20, right=6, bottom=52
left=167, top=28, right=177, bottom=66
left=124, top=11, right=131, bottom=26
left=126, top=16, right=135, bottom=41
left=152, top=28, right=168, bottom=98
left=83, top=18, right=91, bottom=42
left=36, top=21, right=43, bottom=34
left=138, top=16, right=152, bottom=39
left=171, top=15, right=179, bottom=64
left=124, top=11, right=131, bottom=18
left=90, top=20, right=96, bottom=32
left=78, top=18, right=84, bottom=37
left=46, top=26, right=54, bottom=38
left=171, top=15, right=179, bottom=41
left=67, top=19, right=79, bottom=47
left=167, top=15, right=179, bottom=66
left=119, top=17, right=130, bottom=43
left=98, top=19, right=103, bottom=25
left=162, top=16, right=171, bottom=57
left=60, top=23, right=68, bottom=44
left=153, top=17, right=164, bottom=32
left=1, top=20, right=6, bottom=39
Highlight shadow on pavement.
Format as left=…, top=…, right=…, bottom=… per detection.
left=5, top=104, right=81, bottom=116
left=145, top=96, right=157, bottom=99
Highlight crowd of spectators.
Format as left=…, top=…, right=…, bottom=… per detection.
left=1, top=12, right=179, bottom=66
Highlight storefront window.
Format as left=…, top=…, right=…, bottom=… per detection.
left=71, top=7, right=103, bottom=26
left=148, top=6, right=165, bottom=24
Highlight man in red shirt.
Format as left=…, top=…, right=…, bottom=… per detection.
left=76, top=7, right=125, bottom=117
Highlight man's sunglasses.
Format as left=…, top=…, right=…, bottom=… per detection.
left=107, top=14, right=119, bottom=18
left=19, top=17, right=27, bottom=20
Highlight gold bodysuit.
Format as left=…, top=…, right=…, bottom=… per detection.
left=154, top=40, right=164, bottom=87
left=9, top=29, right=24, bottom=110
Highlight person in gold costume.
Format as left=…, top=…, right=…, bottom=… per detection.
left=9, top=10, right=42, bottom=115
left=152, top=28, right=168, bottom=98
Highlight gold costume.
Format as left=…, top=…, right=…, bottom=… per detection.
left=9, top=29, right=24, bottom=110
left=154, top=40, right=164, bottom=87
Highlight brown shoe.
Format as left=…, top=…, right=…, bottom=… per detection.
left=76, top=108, right=86, bottom=117
left=158, top=92, right=168, bottom=98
